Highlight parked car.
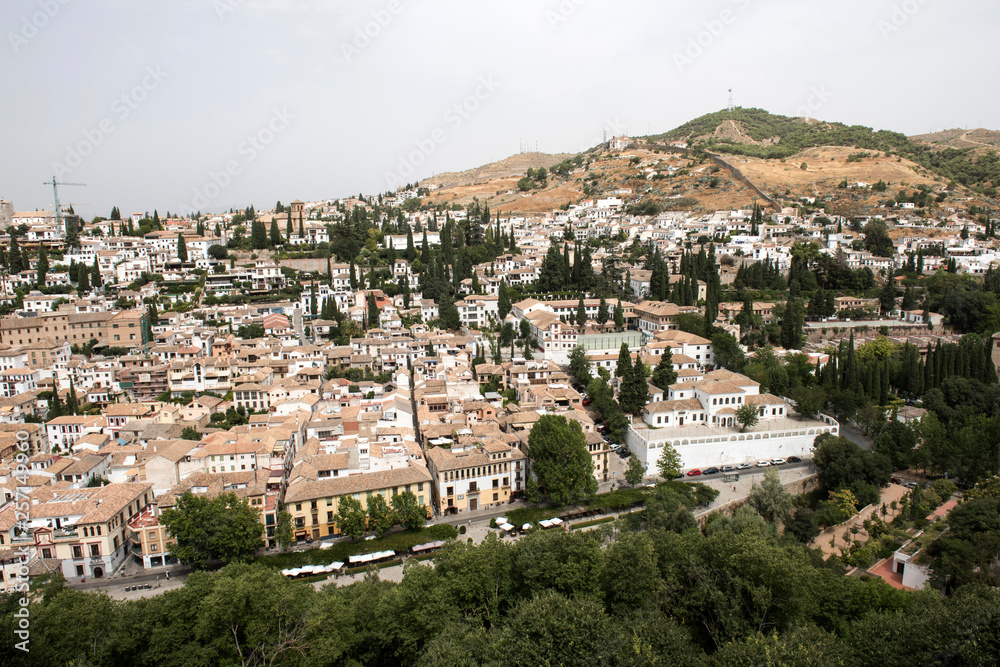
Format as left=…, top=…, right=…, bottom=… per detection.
left=686, top=469, right=702, bottom=476
left=618, top=449, right=631, bottom=459
left=891, top=477, right=902, bottom=485
left=771, top=458, right=786, bottom=466
left=736, top=462, right=752, bottom=470
left=704, top=466, right=720, bottom=475
left=721, top=465, right=735, bottom=472
left=756, top=460, right=770, bottom=467
left=904, top=481, right=918, bottom=489
left=582, top=399, right=592, bottom=406
left=787, top=456, right=801, bottom=463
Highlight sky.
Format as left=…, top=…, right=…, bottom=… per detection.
left=2, top=0, right=997, bottom=218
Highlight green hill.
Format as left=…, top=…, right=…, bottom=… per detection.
left=645, top=108, right=999, bottom=198
left=647, top=108, right=911, bottom=159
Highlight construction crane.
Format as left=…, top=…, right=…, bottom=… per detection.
left=41, top=177, right=86, bottom=235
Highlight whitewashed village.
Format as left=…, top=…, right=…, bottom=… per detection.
left=1, top=136, right=999, bottom=599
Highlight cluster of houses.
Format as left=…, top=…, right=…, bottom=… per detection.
left=0, top=180, right=997, bottom=590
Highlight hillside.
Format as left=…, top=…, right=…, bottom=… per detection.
left=407, top=110, right=1000, bottom=217
left=911, top=128, right=1000, bottom=149
left=647, top=108, right=913, bottom=160
left=646, top=109, right=1000, bottom=200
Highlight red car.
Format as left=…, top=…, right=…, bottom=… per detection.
left=686, top=469, right=702, bottom=477
left=582, top=399, right=592, bottom=406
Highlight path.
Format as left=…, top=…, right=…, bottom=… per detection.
left=810, top=482, right=908, bottom=558
left=957, top=129, right=993, bottom=148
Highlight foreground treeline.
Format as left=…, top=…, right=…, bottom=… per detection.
left=3, top=515, right=1000, bottom=667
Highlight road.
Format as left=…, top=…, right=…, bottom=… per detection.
left=839, top=421, right=873, bottom=451
left=66, top=461, right=815, bottom=600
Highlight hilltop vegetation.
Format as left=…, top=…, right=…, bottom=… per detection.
left=648, top=108, right=1000, bottom=198
left=649, top=108, right=913, bottom=159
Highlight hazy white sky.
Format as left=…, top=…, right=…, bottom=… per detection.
left=2, top=0, right=996, bottom=217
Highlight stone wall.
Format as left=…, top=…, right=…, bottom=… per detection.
left=696, top=473, right=820, bottom=524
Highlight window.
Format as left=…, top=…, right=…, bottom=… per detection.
left=41, top=547, right=52, bottom=559
left=90, top=544, right=101, bottom=557
left=493, top=493, right=498, bottom=502
left=296, top=503, right=302, bottom=511
left=76, top=565, right=85, bottom=576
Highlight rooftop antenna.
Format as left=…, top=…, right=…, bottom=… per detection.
left=727, top=88, right=735, bottom=112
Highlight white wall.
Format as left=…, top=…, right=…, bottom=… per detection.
left=625, top=418, right=839, bottom=474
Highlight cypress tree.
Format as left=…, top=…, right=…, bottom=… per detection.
left=49, top=387, right=63, bottom=419
left=36, top=245, right=49, bottom=287
left=420, top=230, right=430, bottom=268
left=405, top=227, right=416, bottom=261
left=65, top=216, right=80, bottom=247
left=177, top=233, right=188, bottom=261
left=498, top=279, right=511, bottom=319
left=77, top=268, right=90, bottom=295
left=597, top=296, right=609, bottom=325
left=91, top=256, right=102, bottom=288
left=8, top=235, right=23, bottom=275
left=367, top=293, right=380, bottom=329
left=67, top=378, right=78, bottom=415
left=614, top=299, right=624, bottom=330
left=616, top=343, right=632, bottom=378
left=576, top=296, right=587, bottom=326
left=269, top=220, right=282, bottom=247
left=651, top=346, right=677, bottom=390
left=251, top=220, right=267, bottom=249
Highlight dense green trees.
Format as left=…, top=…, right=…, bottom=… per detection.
left=814, top=434, right=892, bottom=496
left=618, top=351, right=649, bottom=414
left=6, top=488, right=1000, bottom=666
left=334, top=495, right=367, bottom=539
left=526, top=415, right=597, bottom=504
left=158, top=492, right=264, bottom=568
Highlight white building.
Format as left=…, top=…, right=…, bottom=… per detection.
left=625, top=369, right=839, bottom=474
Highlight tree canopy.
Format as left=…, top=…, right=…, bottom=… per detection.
left=158, top=492, right=264, bottom=568
left=526, top=415, right=598, bottom=504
